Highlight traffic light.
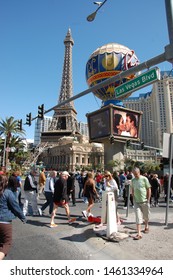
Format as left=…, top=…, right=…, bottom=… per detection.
left=38, top=104, right=44, bottom=119
left=17, top=119, right=22, bottom=131
left=126, top=140, right=130, bottom=148
left=26, top=113, right=32, bottom=126
left=110, top=135, right=114, bottom=144
left=141, top=142, right=144, bottom=149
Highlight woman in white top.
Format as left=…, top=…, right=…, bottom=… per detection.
left=103, top=171, right=120, bottom=224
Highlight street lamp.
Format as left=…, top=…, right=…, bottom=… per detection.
left=87, top=0, right=108, bottom=22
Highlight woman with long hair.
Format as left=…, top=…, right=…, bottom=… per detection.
left=0, top=175, right=26, bottom=260
left=114, top=114, right=126, bottom=135
left=103, top=171, right=121, bottom=224
left=82, top=172, right=99, bottom=218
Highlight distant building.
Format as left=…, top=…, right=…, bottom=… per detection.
left=78, top=122, right=89, bottom=137
left=21, top=138, right=34, bottom=151
left=34, top=116, right=52, bottom=146
left=124, top=149, right=158, bottom=163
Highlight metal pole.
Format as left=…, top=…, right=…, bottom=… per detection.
left=165, top=0, right=173, bottom=44
left=164, top=0, right=173, bottom=225
left=165, top=133, right=173, bottom=225
left=2, top=135, right=7, bottom=167
left=164, top=0, right=173, bottom=63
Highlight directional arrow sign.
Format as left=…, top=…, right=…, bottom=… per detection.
left=114, top=67, right=160, bottom=99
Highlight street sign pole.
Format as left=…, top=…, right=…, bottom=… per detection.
left=165, top=133, right=173, bottom=225
left=2, top=136, right=7, bottom=167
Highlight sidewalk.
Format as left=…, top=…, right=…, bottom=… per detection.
left=6, top=194, right=173, bottom=260
left=73, top=202, right=173, bottom=260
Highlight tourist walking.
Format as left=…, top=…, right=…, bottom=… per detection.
left=82, top=172, right=99, bottom=218
left=76, top=171, right=85, bottom=199
left=15, top=170, right=22, bottom=206
left=0, top=174, right=26, bottom=260
left=131, top=167, right=151, bottom=240
left=50, top=171, right=76, bottom=228
left=67, top=172, right=76, bottom=206
left=23, top=168, right=41, bottom=216
left=150, top=174, right=160, bottom=207
left=38, top=168, right=46, bottom=199
left=39, top=170, right=57, bottom=215
left=7, top=170, right=19, bottom=203
left=123, top=171, right=134, bottom=208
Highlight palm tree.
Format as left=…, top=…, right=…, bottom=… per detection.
left=0, top=116, right=25, bottom=169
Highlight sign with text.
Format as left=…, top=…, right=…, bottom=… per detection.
left=115, top=67, right=160, bottom=99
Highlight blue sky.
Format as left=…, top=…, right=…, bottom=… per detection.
left=0, top=0, right=171, bottom=139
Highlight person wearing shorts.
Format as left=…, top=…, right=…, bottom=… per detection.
left=50, top=171, right=76, bottom=228
left=131, top=167, right=151, bottom=240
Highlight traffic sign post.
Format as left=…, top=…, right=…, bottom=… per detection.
left=162, top=132, right=173, bottom=226
left=115, top=67, right=160, bottom=99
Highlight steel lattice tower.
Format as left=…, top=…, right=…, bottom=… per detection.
left=49, top=28, right=79, bottom=135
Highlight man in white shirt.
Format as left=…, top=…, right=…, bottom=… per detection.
left=39, top=171, right=57, bottom=215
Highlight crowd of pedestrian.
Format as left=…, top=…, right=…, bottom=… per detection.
left=1, top=165, right=173, bottom=260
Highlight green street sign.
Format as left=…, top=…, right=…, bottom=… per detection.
left=114, top=67, right=160, bottom=99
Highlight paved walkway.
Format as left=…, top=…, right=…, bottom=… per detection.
left=5, top=194, right=173, bottom=260
left=69, top=195, right=173, bottom=260
left=81, top=209, right=173, bottom=260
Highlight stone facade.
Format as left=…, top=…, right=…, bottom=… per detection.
left=40, top=135, right=104, bottom=172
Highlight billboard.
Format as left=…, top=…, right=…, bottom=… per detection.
left=87, top=104, right=142, bottom=142
left=113, top=108, right=141, bottom=139
left=87, top=107, right=111, bottom=141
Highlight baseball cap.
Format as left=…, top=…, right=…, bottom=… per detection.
left=61, top=171, right=70, bottom=176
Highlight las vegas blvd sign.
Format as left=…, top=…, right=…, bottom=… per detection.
left=114, top=67, right=160, bottom=99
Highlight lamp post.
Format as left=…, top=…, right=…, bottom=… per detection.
left=87, top=0, right=108, bottom=22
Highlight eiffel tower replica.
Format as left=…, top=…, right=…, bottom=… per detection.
left=41, top=29, right=80, bottom=144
